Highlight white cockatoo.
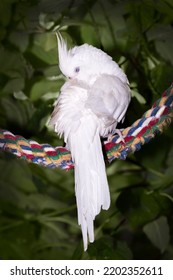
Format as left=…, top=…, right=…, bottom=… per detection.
left=49, top=33, right=131, bottom=251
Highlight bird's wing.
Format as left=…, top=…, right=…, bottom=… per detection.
left=86, top=74, right=131, bottom=130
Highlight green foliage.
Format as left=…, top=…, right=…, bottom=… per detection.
left=0, top=0, right=173, bottom=260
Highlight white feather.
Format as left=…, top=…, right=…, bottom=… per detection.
left=50, top=81, right=110, bottom=250
left=49, top=34, right=131, bottom=250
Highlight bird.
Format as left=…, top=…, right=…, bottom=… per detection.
left=49, top=33, right=131, bottom=251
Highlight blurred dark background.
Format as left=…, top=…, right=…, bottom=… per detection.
left=0, top=0, right=173, bottom=260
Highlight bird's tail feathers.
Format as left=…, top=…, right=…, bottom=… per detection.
left=68, top=120, right=110, bottom=250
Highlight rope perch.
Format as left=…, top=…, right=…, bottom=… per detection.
left=0, top=83, right=173, bottom=170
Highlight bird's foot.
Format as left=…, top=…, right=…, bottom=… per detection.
left=107, top=129, right=125, bottom=143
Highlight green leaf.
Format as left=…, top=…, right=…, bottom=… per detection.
left=30, top=78, right=61, bottom=101
left=88, top=238, right=133, bottom=260
left=26, top=193, right=67, bottom=212
left=156, top=40, right=173, bottom=64
left=2, top=77, right=25, bottom=94
left=150, top=64, right=173, bottom=93
left=0, top=220, right=37, bottom=259
left=13, top=91, right=27, bottom=100
left=116, top=188, right=171, bottom=227
left=0, top=0, right=13, bottom=27
left=165, top=145, right=173, bottom=175
left=30, top=33, right=57, bottom=65
left=43, top=65, right=60, bottom=78
left=80, top=17, right=101, bottom=46
left=0, top=47, right=28, bottom=78
left=147, top=24, right=173, bottom=64
left=9, top=31, right=29, bottom=52
left=1, top=97, right=35, bottom=128
left=131, top=89, right=146, bottom=104
left=136, top=135, right=170, bottom=171
left=109, top=171, right=143, bottom=192
left=149, top=174, right=173, bottom=191
left=143, top=216, right=170, bottom=253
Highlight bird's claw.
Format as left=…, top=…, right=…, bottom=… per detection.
left=107, top=129, right=125, bottom=143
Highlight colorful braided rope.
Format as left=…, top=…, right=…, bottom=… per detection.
left=105, top=83, right=173, bottom=162
left=0, top=83, right=173, bottom=170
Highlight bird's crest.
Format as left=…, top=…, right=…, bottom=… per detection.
left=55, top=32, right=70, bottom=76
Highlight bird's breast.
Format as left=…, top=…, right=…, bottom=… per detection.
left=51, top=82, right=93, bottom=142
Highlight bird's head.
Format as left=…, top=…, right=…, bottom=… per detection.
left=56, top=33, right=124, bottom=85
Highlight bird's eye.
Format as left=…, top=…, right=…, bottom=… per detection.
left=75, top=67, right=80, bottom=73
